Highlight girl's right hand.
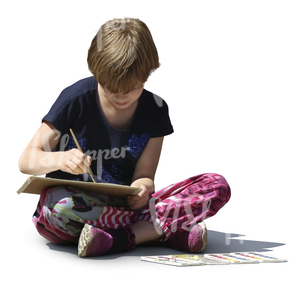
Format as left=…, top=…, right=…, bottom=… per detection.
left=19, top=122, right=93, bottom=176
left=58, top=148, right=92, bottom=175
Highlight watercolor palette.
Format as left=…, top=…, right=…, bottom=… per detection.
left=141, top=252, right=287, bottom=267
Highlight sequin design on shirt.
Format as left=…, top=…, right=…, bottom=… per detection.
left=101, top=167, right=124, bottom=185
left=67, top=137, right=88, bottom=152
left=125, top=133, right=151, bottom=158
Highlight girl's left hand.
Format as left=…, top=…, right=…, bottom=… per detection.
left=127, top=184, right=149, bottom=210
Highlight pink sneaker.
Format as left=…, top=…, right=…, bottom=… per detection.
left=78, top=224, right=136, bottom=257
left=167, top=221, right=207, bottom=253
left=78, top=224, right=113, bottom=257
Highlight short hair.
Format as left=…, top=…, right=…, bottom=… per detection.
left=87, top=18, right=160, bottom=94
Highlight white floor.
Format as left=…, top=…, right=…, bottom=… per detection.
left=2, top=1, right=299, bottom=299
left=4, top=188, right=295, bottom=299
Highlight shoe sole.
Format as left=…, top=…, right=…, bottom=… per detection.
left=197, top=221, right=207, bottom=253
left=78, top=224, right=93, bottom=257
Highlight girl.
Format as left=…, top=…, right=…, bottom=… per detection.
left=19, top=18, right=231, bottom=257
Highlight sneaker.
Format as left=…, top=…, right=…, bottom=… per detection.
left=78, top=224, right=136, bottom=257
left=167, top=221, right=207, bottom=253
left=78, top=224, right=113, bottom=257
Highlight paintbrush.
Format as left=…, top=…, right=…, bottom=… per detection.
left=70, top=128, right=97, bottom=183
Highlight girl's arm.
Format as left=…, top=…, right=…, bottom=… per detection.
left=127, top=136, right=164, bottom=210
left=18, top=121, right=91, bottom=176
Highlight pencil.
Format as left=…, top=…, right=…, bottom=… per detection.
left=70, top=128, right=97, bottom=183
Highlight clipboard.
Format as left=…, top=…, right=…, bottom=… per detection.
left=17, top=176, right=141, bottom=197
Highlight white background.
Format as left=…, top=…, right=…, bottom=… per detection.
left=1, top=0, right=299, bottom=299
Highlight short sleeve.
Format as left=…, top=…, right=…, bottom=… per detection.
left=150, top=97, right=174, bottom=138
left=42, top=85, right=85, bottom=137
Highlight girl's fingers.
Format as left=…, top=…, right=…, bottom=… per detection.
left=127, top=187, right=148, bottom=209
left=66, top=149, right=92, bottom=174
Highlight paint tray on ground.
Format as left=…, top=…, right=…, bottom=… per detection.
left=141, top=252, right=287, bottom=267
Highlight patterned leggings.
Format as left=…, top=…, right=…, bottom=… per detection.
left=33, top=173, right=231, bottom=244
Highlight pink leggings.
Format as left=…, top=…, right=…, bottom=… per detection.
left=33, top=173, right=231, bottom=244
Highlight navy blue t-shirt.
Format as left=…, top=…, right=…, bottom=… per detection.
left=43, top=77, right=174, bottom=185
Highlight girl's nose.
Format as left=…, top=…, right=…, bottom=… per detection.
left=115, top=92, right=128, bottom=99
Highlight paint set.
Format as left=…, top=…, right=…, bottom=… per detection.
left=141, top=252, right=287, bottom=267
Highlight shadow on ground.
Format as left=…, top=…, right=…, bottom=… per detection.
left=46, top=230, right=285, bottom=260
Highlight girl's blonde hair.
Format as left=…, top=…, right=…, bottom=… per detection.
left=87, top=18, right=160, bottom=94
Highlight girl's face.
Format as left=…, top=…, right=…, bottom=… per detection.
left=99, top=83, right=144, bottom=110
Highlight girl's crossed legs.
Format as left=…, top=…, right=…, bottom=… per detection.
left=33, top=173, right=231, bottom=256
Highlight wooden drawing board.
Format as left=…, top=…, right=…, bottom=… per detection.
left=17, top=176, right=141, bottom=197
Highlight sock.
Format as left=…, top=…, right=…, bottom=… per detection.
left=106, top=227, right=136, bottom=254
